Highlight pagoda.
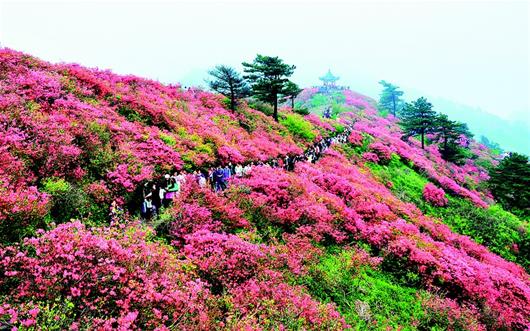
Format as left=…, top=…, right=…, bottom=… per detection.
left=319, top=69, right=340, bottom=88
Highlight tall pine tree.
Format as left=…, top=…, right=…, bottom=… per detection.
left=435, top=114, right=473, bottom=163
left=242, top=55, right=296, bottom=122
left=400, top=97, right=437, bottom=149
left=378, top=80, right=404, bottom=117
left=489, top=153, right=530, bottom=217
left=207, top=65, right=250, bottom=111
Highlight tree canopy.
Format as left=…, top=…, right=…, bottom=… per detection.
left=207, top=65, right=250, bottom=111
left=489, top=153, right=530, bottom=218
left=242, top=55, right=296, bottom=121
left=434, top=114, right=473, bottom=164
left=399, top=97, right=437, bottom=149
left=378, top=80, right=404, bottom=117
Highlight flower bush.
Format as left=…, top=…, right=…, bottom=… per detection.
left=368, top=142, right=393, bottom=163
left=423, top=183, right=448, bottom=207
left=0, top=222, right=216, bottom=329
left=348, top=130, right=364, bottom=146
left=362, top=152, right=380, bottom=163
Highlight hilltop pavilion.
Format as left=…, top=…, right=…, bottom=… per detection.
left=319, top=69, right=340, bottom=88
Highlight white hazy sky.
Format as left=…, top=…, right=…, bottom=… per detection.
left=1, top=0, right=528, bottom=124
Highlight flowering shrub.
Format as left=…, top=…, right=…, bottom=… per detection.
left=227, top=276, right=348, bottom=330
left=348, top=130, right=364, bottom=146
left=0, top=48, right=318, bottom=240
left=305, top=113, right=336, bottom=133
left=279, top=113, right=317, bottom=142
left=423, top=183, right=448, bottom=207
left=168, top=180, right=248, bottom=246
left=368, top=142, right=393, bottom=163
left=362, top=152, right=380, bottom=163
left=184, top=230, right=279, bottom=288
left=0, top=222, right=216, bottom=329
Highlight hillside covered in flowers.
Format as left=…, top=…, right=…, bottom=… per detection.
left=0, top=48, right=529, bottom=330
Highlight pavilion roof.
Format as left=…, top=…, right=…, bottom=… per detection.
left=319, top=69, right=339, bottom=82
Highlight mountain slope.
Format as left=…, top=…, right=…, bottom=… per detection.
left=0, top=49, right=529, bottom=330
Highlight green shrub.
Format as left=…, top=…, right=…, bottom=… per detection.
left=87, top=121, right=111, bottom=144
left=280, top=113, right=316, bottom=142
left=310, top=94, right=329, bottom=108
left=293, top=107, right=310, bottom=115
left=42, top=178, right=91, bottom=223
left=331, top=102, right=350, bottom=118
left=159, top=132, right=176, bottom=147
left=248, top=99, right=273, bottom=116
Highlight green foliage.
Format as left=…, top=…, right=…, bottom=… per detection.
left=159, top=132, right=176, bottom=147
left=87, top=121, right=111, bottom=144
left=279, top=113, right=316, bottom=142
left=293, top=107, right=310, bottom=115
left=87, top=145, right=115, bottom=180
left=488, top=153, right=530, bottom=218
left=35, top=298, right=78, bottom=330
left=368, top=157, right=429, bottom=215
left=242, top=54, right=296, bottom=121
left=117, top=103, right=148, bottom=124
left=297, top=249, right=463, bottom=330
left=437, top=201, right=527, bottom=263
left=378, top=80, right=404, bottom=117
left=376, top=104, right=390, bottom=117
left=207, top=65, right=250, bottom=111
left=281, top=81, right=302, bottom=109
left=434, top=114, right=473, bottom=164
left=331, top=90, right=346, bottom=104
left=41, top=178, right=106, bottom=224
left=42, top=177, right=71, bottom=195
left=333, top=123, right=345, bottom=134
left=331, top=102, right=350, bottom=118
left=400, top=97, right=438, bottom=149
left=311, top=94, right=329, bottom=108
left=248, top=99, right=273, bottom=116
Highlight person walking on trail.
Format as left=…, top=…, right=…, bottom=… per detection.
left=223, top=165, right=232, bottom=181
left=141, top=182, right=153, bottom=220
left=197, top=172, right=207, bottom=188
left=243, top=163, right=253, bottom=176
left=151, top=183, right=162, bottom=215
left=235, top=164, right=244, bottom=177
left=165, top=177, right=180, bottom=205
left=214, top=167, right=226, bottom=191
left=208, top=169, right=215, bottom=190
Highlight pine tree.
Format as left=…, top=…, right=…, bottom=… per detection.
left=378, top=80, right=404, bottom=117
left=281, top=81, right=302, bottom=110
left=207, top=65, right=250, bottom=111
left=435, top=114, right=473, bottom=163
left=242, top=55, right=296, bottom=121
left=400, top=97, right=437, bottom=149
left=489, top=153, right=530, bottom=217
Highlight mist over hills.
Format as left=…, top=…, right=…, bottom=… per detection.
left=428, top=97, right=530, bottom=155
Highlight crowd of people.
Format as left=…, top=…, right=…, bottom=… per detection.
left=140, top=125, right=353, bottom=220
